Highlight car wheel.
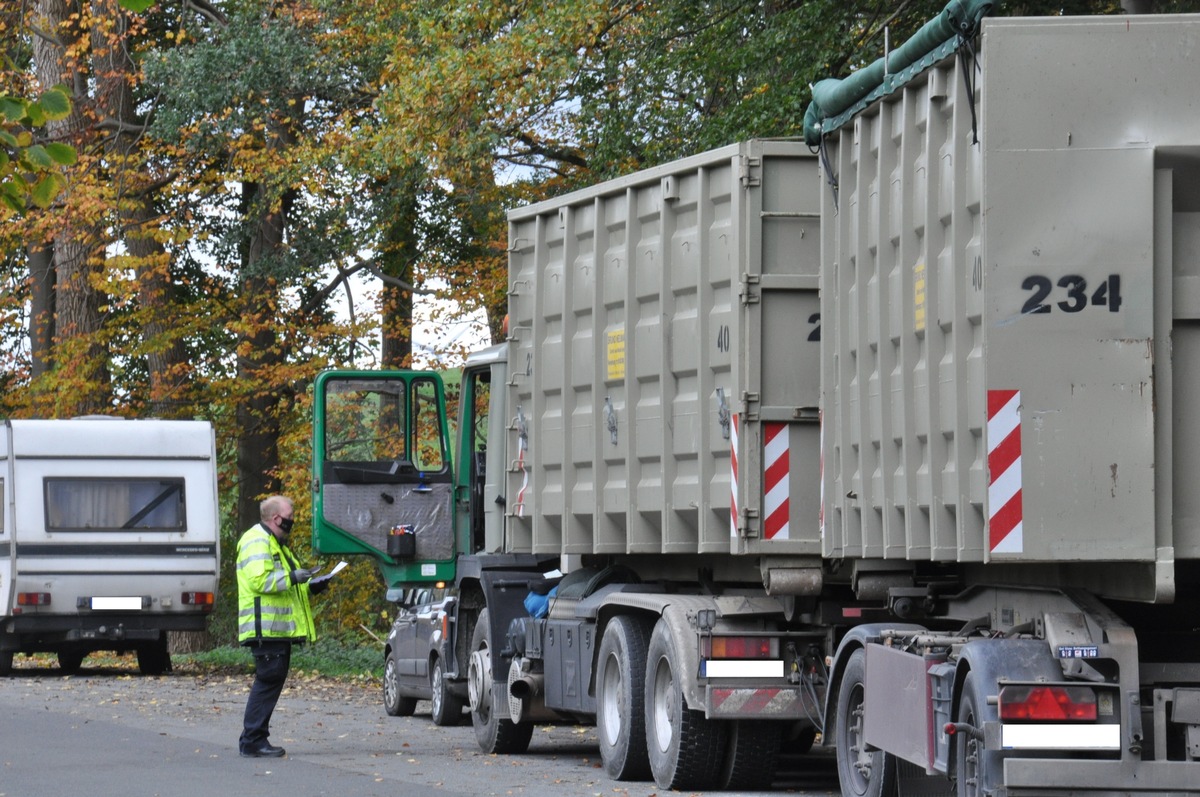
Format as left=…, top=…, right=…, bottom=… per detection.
left=431, top=657, right=464, bottom=726
left=384, top=653, right=417, bottom=717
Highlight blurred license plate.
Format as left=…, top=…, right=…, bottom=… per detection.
left=92, top=597, right=142, bottom=610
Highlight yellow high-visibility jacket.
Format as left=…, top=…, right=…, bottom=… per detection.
left=236, top=524, right=316, bottom=644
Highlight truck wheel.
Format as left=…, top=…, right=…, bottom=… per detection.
left=645, top=618, right=726, bottom=790
left=720, top=720, right=782, bottom=790
left=58, top=650, right=85, bottom=674
left=137, top=636, right=172, bottom=675
left=956, top=672, right=1000, bottom=797
left=596, top=615, right=652, bottom=780
left=0, top=650, right=12, bottom=676
left=383, top=654, right=417, bottom=716
left=468, top=608, right=533, bottom=753
left=430, top=657, right=464, bottom=726
left=835, top=648, right=896, bottom=797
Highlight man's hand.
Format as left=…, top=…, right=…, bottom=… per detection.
left=291, top=568, right=316, bottom=584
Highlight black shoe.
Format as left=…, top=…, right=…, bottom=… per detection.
left=240, top=743, right=286, bottom=758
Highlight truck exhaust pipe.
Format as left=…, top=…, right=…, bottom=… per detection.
left=507, top=658, right=557, bottom=723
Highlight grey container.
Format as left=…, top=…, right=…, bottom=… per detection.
left=505, top=140, right=821, bottom=562
left=819, top=15, right=1200, bottom=602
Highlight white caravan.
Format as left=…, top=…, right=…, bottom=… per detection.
left=0, top=418, right=220, bottom=675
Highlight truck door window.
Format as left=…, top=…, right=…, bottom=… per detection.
left=412, top=377, right=446, bottom=472
left=324, top=379, right=409, bottom=464
left=44, top=478, right=186, bottom=531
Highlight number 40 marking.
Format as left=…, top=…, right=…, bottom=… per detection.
left=1021, top=274, right=1123, bottom=315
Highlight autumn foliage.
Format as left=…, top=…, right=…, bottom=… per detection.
left=1, top=0, right=1163, bottom=645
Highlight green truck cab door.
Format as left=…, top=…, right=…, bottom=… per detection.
left=312, top=370, right=456, bottom=586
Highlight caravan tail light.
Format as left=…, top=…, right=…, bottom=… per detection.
left=999, top=685, right=1098, bottom=721
left=17, top=592, right=52, bottom=607
left=181, top=591, right=215, bottom=609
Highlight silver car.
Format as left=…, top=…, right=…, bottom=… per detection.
left=382, top=587, right=466, bottom=726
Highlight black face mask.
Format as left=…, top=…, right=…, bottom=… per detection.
left=278, top=516, right=294, bottom=535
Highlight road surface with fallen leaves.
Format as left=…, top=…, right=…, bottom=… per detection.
left=0, top=657, right=840, bottom=797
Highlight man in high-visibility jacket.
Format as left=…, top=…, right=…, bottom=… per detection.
left=236, top=494, right=327, bottom=757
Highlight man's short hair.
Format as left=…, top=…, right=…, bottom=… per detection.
left=259, top=495, right=293, bottom=523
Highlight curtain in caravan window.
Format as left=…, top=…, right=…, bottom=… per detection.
left=44, top=478, right=186, bottom=531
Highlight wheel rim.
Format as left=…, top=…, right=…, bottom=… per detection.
left=650, top=656, right=675, bottom=753
left=961, top=702, right=981, bottom=797
left=384, top=657, right=398, bottom=708
left=432, top=663, right=444, bottom=716
left=599, top=650, right=622, bottom=746
left=468, top=644, right=491, bottom=719
left=844, top=682, right=874, bottom=795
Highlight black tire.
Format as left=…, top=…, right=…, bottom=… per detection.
left=720, top=720, right=783, bottom=790
left=835, top=648, right=897, bottom=797
left=469, top=608, right=533, bottom=753
left=430, top=657, right=464, bottom=726
left=956, top=672, right=1002, bottom=797
left=0, top=650, right=13, bottom=676
left=596, top=615, right=653, bottom=780
left=137, top=636, right=172, bottom=675
left=383, top=653, right=417, bottom=717
left=645, top=618, right=727, bottom=790
left=58, top=650, right=85, bottom=674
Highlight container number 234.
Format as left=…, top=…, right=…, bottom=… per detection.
left=1022, top=274, right=1122, bottom=315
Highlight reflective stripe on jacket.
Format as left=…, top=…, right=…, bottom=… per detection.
left=236, top=524, right=316, bottom=644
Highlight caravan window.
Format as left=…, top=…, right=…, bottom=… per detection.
left=45, top=478, right=186, bottom=532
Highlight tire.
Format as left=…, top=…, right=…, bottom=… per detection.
left=468, top=608, right=533, bottom=753
left=645, top=618, right=726, bottom=790
left=596, top=615, right=652, bottom=781
left=383, top=653, right=417, bottom=717
left=835, top=648, right=896, bottom=797
left=58, top=650, right=85, bottom=674
left=720, top=720, right=783, bottom=790
left=430, top=657, right=464, bottom=726
left=956, top=672, right=1002, bottom=797
left=137, top=636, right=172, bottom=675
left=0, top=650, right=13, bottom=676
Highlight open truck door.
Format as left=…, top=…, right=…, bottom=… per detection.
left=312, top=370, right=456, bottom=586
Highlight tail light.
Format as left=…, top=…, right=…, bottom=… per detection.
left=701, top=636, right=778, bottom=660
left=999, top=685, right=1098, bottom=721
left=17, top=592, right=52, bottom=606
left=181, top=591, right=215, bottom=607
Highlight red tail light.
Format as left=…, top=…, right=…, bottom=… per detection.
left=181, top=591, right=214, bottom=606
left=17, top=592, right=51, bottom=606
left=999, top=685, right=1098, bottom=721
left=701, top=636, right=777, bottom=659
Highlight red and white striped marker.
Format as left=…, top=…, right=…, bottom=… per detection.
left=763, top=422, right=790, bottom=540
left=730, top=414, right=740, bottom=538
left=987, top=389, right=1023, bottom=554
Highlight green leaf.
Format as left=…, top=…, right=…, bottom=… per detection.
left=24, top=144, right=53, bottom=169
left=118, top=0, right=157, bottom=12
left=1, top=186, right=26, bottom=214
left=25, top=103, right=46, bottom=127
left=30, top=172, right=65, bottom=209
left=0, top=129, right=18, bottom=148
left=37, top=86, right=72, bottom=121
left=0, top=96, right=26, bottom=122
left=44, top=142, right=77, bottom=166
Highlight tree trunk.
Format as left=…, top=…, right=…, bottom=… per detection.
left=235, top=180, right=288, bottom=532
left=35, top=0, right=108, bottom=415
left=91, top=0, right=189, bottom=417
left=28, top=244, right=55, bottom=378
left=378, top=169, right=419, bottom=369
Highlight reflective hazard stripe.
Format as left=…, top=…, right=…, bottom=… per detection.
left=988, top=390, right=1023, bottom=554
left=763, top=422, right=790, bottom=540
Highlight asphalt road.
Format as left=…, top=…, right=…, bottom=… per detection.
left=0, top=659, right=840, bottom=797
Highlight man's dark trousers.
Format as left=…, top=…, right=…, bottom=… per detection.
left=240, top=640, right=292, bottom=752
